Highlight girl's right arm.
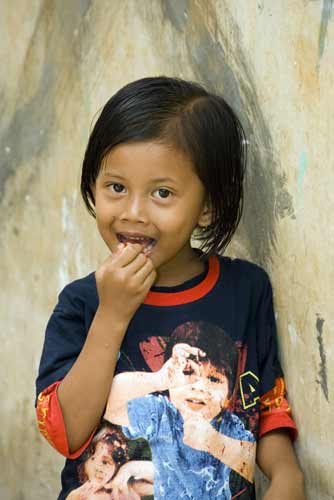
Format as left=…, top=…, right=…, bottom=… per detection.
left=104, top=342, right=199, bottom=425
left=56, top=242, right=157, bottom=454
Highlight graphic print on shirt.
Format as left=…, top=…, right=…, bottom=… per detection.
left=100, top=321, right=257, bottom=500
left=66, top=421, right=154, bottom=499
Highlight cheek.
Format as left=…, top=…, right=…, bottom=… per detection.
left=169, top=387, right=186, bottom=406
left=210, top=387, right=228, bottom=406
left=153, top=205, right=195, bottom=231
left=106, top=463, right=115, bottom=474
left=85, top=461, right=93, bottom=476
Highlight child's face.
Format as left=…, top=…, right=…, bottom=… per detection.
left=169, top=360, right=229, bottom=420
left=85, top=441, right=116, bottom=484
left=94, top=141, right=210, bottom=283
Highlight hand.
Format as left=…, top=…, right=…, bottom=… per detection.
left=105, top=464, right=140, bottom=500
left=66, top=479, right=104, bottom=499
left=95, top=243, right=157, bottom=322
left=159, top=343, right=206, bottom=389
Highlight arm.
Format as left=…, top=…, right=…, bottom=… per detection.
left=57, top=243, right=156, bottom=453
left=107, top=460, right=154, bottom=499
left=57, top=307, right=128, bottom=453
left=66, top=480, right=104, bottom=499
left=104, top=341, right=204, bottom=425
left=105, top=371, right=167, bottom=425
left=257, top=430, right=305, bottom=500
left=183, top=415, right=255, bottom=482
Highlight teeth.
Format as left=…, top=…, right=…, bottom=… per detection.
left=142, top=242, right=156, bottom=254
left=119, top=234, right=151, bottom=241
left=117, top=234, right=156, bottom=254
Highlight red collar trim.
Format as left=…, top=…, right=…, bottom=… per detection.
left=144, top=255, right=220, bottom=306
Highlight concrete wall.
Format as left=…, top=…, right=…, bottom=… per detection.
left=1, top=1, right=333, bottom=498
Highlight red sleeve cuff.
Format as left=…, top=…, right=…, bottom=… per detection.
left=36, top=381, right=95, bottom=458
left=259, top=377, right=298, bottom=442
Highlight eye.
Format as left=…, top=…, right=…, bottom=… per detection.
left=109, top=183, right=125, bottom=193
left=183, top=368, right=195, bottom=376
left=209, top=376, right=220, bottom=384
left=153, top=188, right=172, bottom=199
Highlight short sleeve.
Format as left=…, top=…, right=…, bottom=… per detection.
left=220, top=411, right=256, bottom=443
left=257, top=274, right=283, bottom=396
left=35, top=276, right=97, bottom=455
left=35, top=279, right=95, bottom=401
left=36, top=380, right=95, bottom=458
left=122, top=394, right=165, bottom=441
left=256, top=273, right=298, bottom=440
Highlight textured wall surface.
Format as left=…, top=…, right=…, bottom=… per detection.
left=1, top=1, right=333, bottom=498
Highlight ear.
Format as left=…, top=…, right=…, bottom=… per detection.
left=197, top=201, right=212, bottom=228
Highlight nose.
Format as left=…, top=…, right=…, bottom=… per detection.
left=120, top=194, right=149, bottom=224
left=191, top=379, right=206, bottom=391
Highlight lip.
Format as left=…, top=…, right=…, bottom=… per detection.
left=95, top=472, right=107, bottom=481
left=117, top=231, right=155, bottom=239
left=116, top=232, right=157, bottom=256
left=186, top=398, right=205, bottom=406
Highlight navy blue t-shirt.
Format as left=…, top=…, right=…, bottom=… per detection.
left=36, top=254, right=285, bottom=500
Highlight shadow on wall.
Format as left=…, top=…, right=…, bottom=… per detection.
left=159, top=0, right=295, bottom=266
left=0, top=0, right=297, bottom=267
left=0, top=0, right=93, bottom=207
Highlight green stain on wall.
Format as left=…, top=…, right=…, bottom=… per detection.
left=318, top=0, right=333, bottom=62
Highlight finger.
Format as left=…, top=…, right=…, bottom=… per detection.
left=133, top=257, right=155, bottom=283
left=115, top=243, right=145, bottom=267
left=187, top=359, right=202, bottom=376
left=111, top=487, right=120, bottom=500
left=174, top=344, right=206, bottom=358
left=122, top=251, right=149, bottom=275
left=141, top=266, right=157, bottom=290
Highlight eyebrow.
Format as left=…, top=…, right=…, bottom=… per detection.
left=102, top=172, right=178, bottom=184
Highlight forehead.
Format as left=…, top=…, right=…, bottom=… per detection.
left=94, top=441, right=112, bottom=455
left=101, top=141, right=196, bottom=180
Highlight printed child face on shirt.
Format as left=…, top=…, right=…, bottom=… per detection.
left=167, top=343, right=230, bottom=420
left=84, top=441, right=116, bottom=484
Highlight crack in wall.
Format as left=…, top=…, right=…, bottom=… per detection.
left=316, top=315, right=329, bottom=401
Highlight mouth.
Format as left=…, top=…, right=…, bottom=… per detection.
left=116, top=233, right=157, bottom=255
left=185, top=398, right=205, bottom=410
left=95, top=472, right=106, bottom=482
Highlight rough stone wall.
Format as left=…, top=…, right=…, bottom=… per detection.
left=0, top=1, right=333, bottom=498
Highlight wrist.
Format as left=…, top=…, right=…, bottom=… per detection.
left=85, top=306, right=129, bottom=355
left=96, top=304, right=131, bottom=331
left=149, top=371, right=167, bottom=392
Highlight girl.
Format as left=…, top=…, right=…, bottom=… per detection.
left=67, top=423, right=153, bottom=500
left=36, top=76, right=305, bottom=499
left=104, top=321, right=256, bottom=498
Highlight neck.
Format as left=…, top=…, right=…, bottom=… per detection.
left=153, top=249, right=206, bottom=287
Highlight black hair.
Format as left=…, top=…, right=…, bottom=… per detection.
left=164, top=321, right=238, bottom=397
left=77, top=422, right=128, bottom=484
left=81, top=76, right=247, bottom=255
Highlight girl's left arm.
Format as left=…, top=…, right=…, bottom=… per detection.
left=183, top=416, right=256, bottom=482
left=256, top=429, right=305, bottom=500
